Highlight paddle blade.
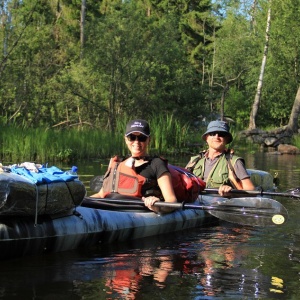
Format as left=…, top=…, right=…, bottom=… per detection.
left=90, top=175, right=104, bottom=192
left=285, top=187, right=300, bottom=198
left=206, top=197, right=288, bottom=226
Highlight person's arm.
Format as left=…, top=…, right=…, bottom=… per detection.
left=143, top=172, right=177, bottom=213
left=240, top=177, right=255, bottom=190
left=219, top=159, right=255, bottom=196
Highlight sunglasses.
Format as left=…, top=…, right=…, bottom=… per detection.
left=127, top=134, right=148, bottom=142
left=208, top=131, right=227, bottom=138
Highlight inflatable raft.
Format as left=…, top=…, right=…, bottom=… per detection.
left=0, top=198, right=216, bottom=260
left=0, top=165, right=275, bottom=260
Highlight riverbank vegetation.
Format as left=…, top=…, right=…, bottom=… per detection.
left=0, top=0, right=299, bottom=160
left=0, top=115, right=255, bottom=163
left=0, top=116, right=196, bottom=162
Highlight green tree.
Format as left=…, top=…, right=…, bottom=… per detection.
left=265, top=0, right=300, bottom=130
left=211, top=3, right=261, bottom=126
left=0, top=0, right=81, bottom=126
left=56, top=1, right=204, bottom=131
left=249, top=0, right=271, bottom=130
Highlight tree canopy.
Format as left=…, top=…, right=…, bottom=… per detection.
left=0, top=0, right=299, bottom=132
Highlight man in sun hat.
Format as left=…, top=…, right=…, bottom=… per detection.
left=201, top=120, right=233, bottom=144
left=186, top=120, right=255, bottom=196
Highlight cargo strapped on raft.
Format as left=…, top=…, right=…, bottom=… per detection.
left=168, top=164, right=205, bottom=202
left=0, top=162, right=86, bottom=224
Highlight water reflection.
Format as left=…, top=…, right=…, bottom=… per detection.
left=0, top=223, right=291, bottom=299
left=73, top=226, right=286, bottom=299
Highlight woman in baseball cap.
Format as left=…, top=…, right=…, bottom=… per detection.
left=92, top=119, right=177, bottom=213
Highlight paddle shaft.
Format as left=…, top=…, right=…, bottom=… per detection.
left=203, top=188, right=300, bottom=199
left=85, top=197, right=269, bottom=212
left=84, top=196, right=288, bottom=226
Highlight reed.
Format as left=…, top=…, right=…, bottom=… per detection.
left=3, top=120, right=291, bottom=163
left=150, top=114, right=190, bottom=154
left=0, top=115, right=191, bottom=162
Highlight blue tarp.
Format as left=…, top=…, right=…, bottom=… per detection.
left=10, top=165, right=78, bottom=184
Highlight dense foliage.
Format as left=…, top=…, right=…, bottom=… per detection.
left=0, top=0, right=299, bottom=131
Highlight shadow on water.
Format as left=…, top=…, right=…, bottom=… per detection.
left=1, top=152, right=300, bottom=299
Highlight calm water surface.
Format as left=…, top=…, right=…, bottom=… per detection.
left=1, top=152, right=300, bottom=299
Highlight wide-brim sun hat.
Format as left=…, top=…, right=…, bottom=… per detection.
left=125, top=119, right=150, bottom=137
left=202, top=120, right=233, bottom=144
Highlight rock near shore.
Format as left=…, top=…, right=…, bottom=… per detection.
left=238, top=127, right=300, bottom=154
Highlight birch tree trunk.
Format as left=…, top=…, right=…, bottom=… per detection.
left=286, top=86, right=300, bottom=132
left=248, top=1, right=271, bottom=130
left=80, top=0, right=86, bottom=58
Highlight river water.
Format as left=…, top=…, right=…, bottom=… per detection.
left=0, top=152, right=300, bottom=299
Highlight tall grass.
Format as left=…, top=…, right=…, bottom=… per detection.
left=1, top=116, right=269, bottom=163
left=0, top=115, right=193, bottom=163
left=150, top=115, right=191, bottom=154
left=0, top=126, right=123, bottom=163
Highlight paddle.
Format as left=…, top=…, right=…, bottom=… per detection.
left=203, top=188, right=300, bottom=199
left=83, top=196, right=288, bottom=227
left=90, top=175, right=104, bottom=193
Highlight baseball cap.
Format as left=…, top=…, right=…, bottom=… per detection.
left=125, top=119, right=150, bottom=137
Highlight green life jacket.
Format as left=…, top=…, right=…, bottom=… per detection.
left=186, top=150, right=243, bottom=188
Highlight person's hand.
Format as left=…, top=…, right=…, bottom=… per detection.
left=142, top=196, right=160, bottom=212
left=218, top=185, right=232, bottom=196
